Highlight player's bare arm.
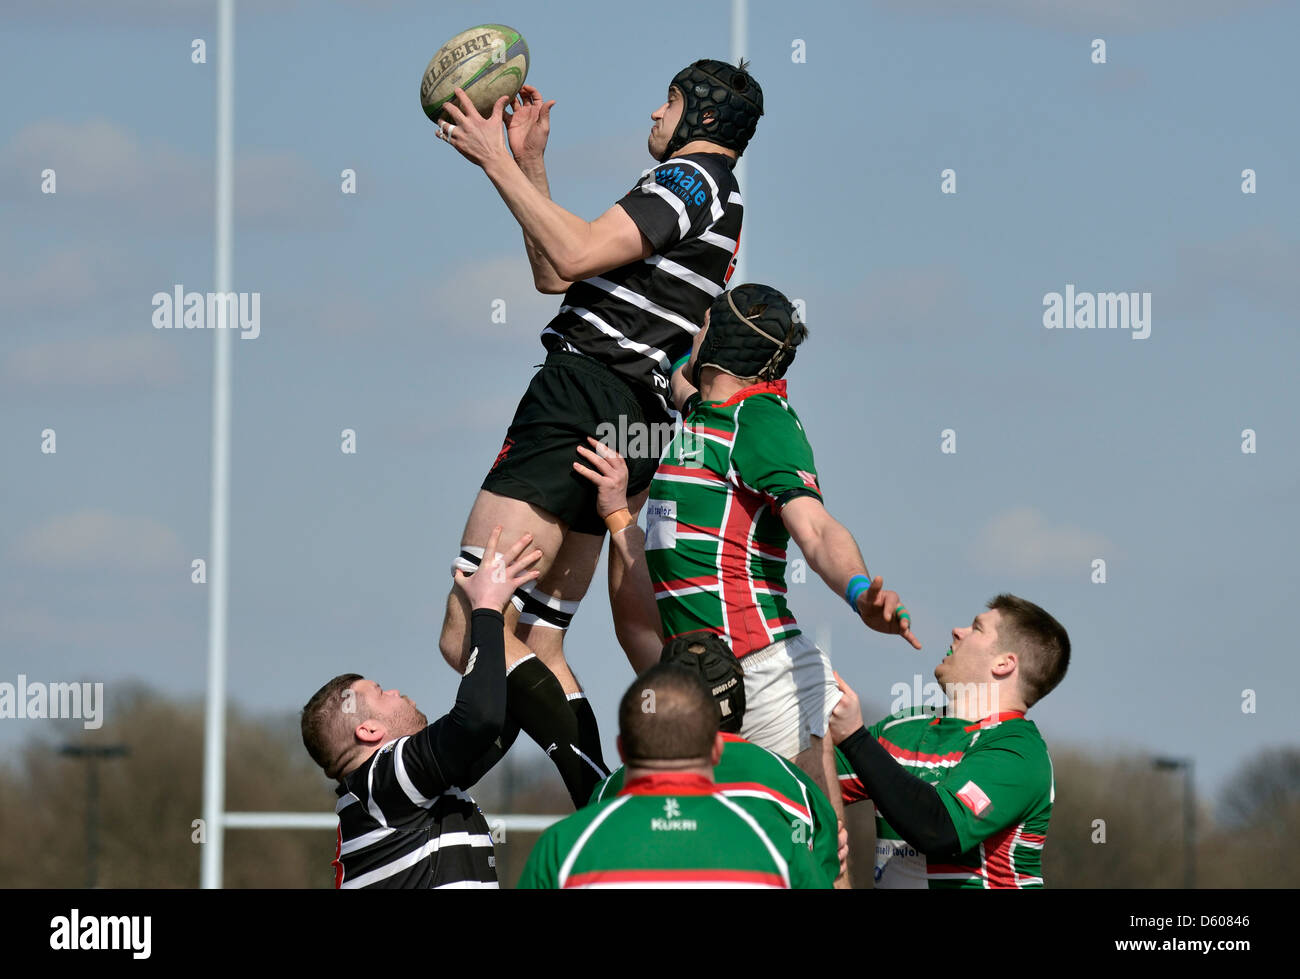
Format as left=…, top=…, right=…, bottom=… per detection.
left=781, top=495, right=921, bottom=649
left=442, top=88, right=654, bottom=281
left=573, top=438, right=663, bottom=673
left=504, top=85, right=571, bottom=293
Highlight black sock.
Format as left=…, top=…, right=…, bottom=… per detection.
left=567, top=694, right=610, bottom=795
left=506, top=656, right=591, bottom=809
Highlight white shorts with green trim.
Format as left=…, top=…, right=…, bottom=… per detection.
left=738, top=632, right=842, bottom=759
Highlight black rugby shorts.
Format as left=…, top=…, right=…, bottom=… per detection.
left=481, top=351, right=662, bottom=535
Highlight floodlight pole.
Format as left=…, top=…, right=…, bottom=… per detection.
left=1154, top=756, right=1196, bottom=889
left=200, top=0, right=235, bottom=890
left=731, top=0, right=748, bottom=285
left=60, top=744, right=129, bottom=889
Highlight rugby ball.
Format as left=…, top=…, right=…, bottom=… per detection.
left=420, top=24, right=529, bottom=123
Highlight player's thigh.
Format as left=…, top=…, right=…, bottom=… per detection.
left=460, top=488, right=567, bottom=572
left=793, top=736, right=841, bottom=816
left=794, top=735, right=850, bottom=888
left=440, top=489, right=566, bottom=661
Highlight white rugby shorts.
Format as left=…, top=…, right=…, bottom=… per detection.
left=738, top=632, right=842, bottom=759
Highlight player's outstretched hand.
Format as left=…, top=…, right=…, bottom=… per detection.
left=453, top=526, right=543, bottom=613
left=505, top=84, right=556, bottom=165
left=439, top=87, right=512, bottom=170
left=828, top=671, right=865, bottom=745
left=855, top=576, right=922, bottom=649
left=573, top=437, right=630, bottom=519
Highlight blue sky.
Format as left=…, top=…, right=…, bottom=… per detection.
left=2, top=0, right=1296, bottom=802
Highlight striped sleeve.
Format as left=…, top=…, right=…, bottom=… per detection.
left=730, top=398, right=822, bottom=509
left=617, top=159, right=721, bottom=252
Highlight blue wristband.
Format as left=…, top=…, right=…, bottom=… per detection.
left=671, top=352, right=691, bottom=374
left=844, top=574, right=871, bottom=609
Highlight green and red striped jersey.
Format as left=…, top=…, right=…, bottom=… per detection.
left=519, top=772, right=829, bottom=889
left=835, top=708, right=1054, bottom=889
left=644, top=380, right=822, bottom=658
left=590, top=732, right=839, bottom=884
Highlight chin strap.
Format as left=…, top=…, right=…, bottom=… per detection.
left=725, top=290, right=795, bottom=380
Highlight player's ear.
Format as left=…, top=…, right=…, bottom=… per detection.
left=709, top=732, right=724, bottom=767
left=991, top=652, right=1017, bottom=681
left=355, top=719, right=385, bottom=745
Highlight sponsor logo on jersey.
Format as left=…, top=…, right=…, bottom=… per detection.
left=796, top=469, right=818, bottom=490
left=650, top=796, right=697, bottom=831
left=956, top=780, right=992, bottom=816
left=654, top=165, right=709, bottom=207
left=644, top=499, right=678, bottom=551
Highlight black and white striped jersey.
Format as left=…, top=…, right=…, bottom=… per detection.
left=541, top=152, right=742, bottom=418
left=329, top=608, right=507, bottom=889
left=333, top=735, right=498, bottom=889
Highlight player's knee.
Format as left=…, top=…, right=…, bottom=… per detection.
left=438, top=624, right=467, bottom=673
left=515, top=583, right=581, bottom=633
left=440, top=547, right=486, bottom=672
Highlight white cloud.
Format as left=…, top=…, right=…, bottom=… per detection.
left=972, top=506, right=1112, bottom=576
left=4, top=333, right=185, bottom=388
left=12, top=510, right=185, bottom=572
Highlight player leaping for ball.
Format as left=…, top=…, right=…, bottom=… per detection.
left=573, top=284, right=921, bottom=884
left=432, top=62, right=763, bottom=806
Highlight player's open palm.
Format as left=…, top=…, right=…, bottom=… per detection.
left=855, top=576, right=922, bottom=649
left=505, top=84, right=556, bottom=163
left=573, top=437, right=629, bottom=519
left=441, top=88, right=511, bottom=169
left=453, top=526, right=542, bottom=612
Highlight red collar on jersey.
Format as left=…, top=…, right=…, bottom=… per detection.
left=620, top=773, right=715, bottom=796
left=926, top=710, right=1027, bottom=730
left=719, top=733, right=750, bottom=745
left=964, top=710, right=1026, bottom=732
left=709, top=378, right=788, bottom=408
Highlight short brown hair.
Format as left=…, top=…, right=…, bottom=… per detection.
left=618, top=664, right=719, bottom=766
left=301, top=673, right=364, bottom=779
left=988, top=595, right=1070, bottom=707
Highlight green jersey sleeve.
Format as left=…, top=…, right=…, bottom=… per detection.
left=517, top=825, right=562, bottom=889
left=934, top=726, right=1052, bottom=854
left=730, top=397, right=823, bottom=509
left=785, top=828, right=834, bottom=889
left=783, top=760, right=841, bottom=881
